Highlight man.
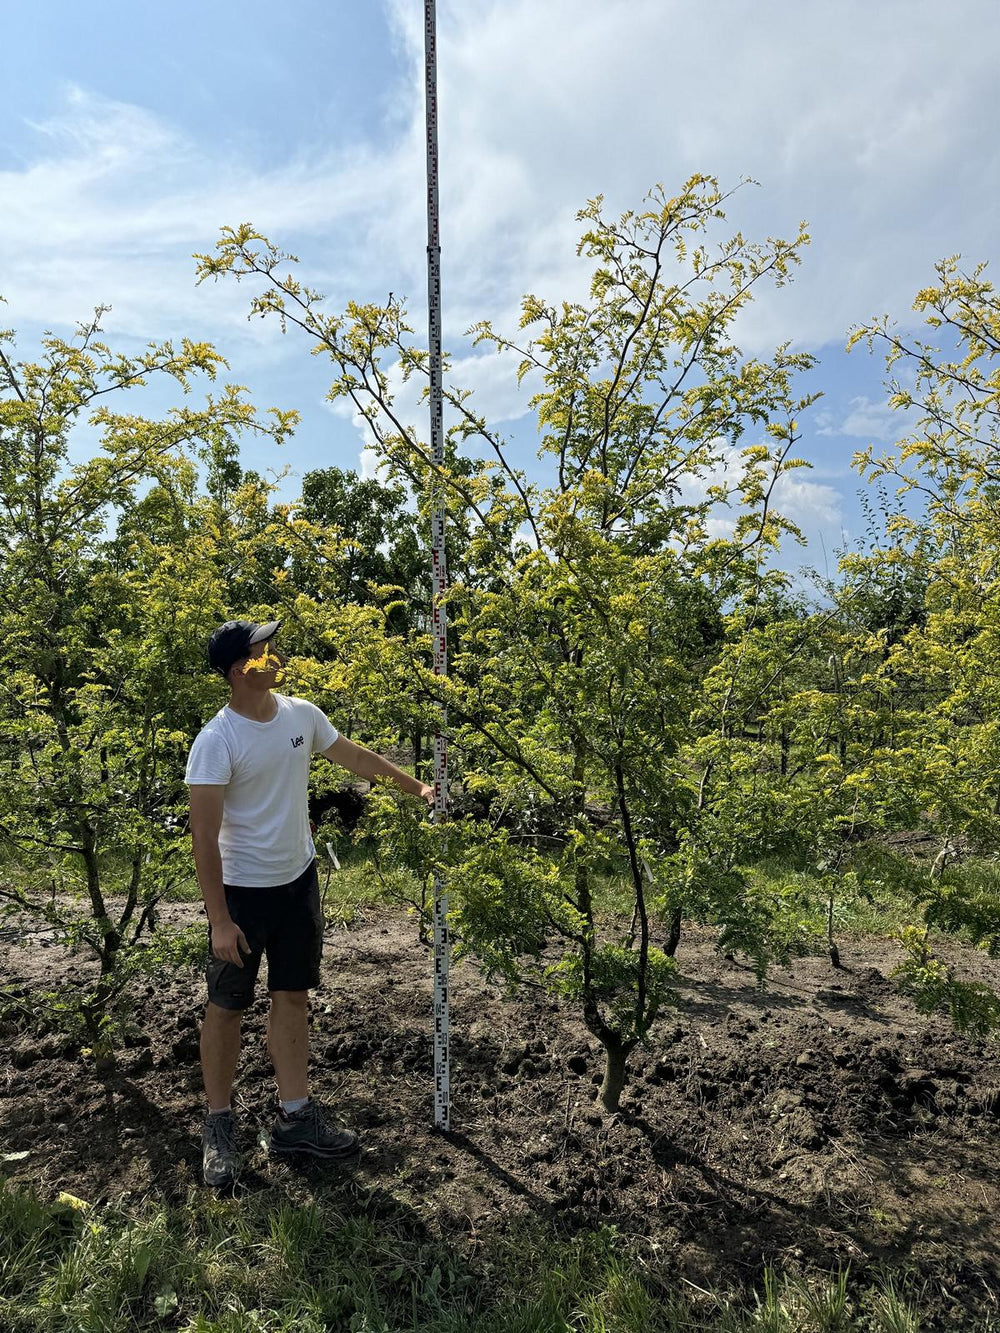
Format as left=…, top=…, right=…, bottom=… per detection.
left=185, top=618, right=433, bottom=1187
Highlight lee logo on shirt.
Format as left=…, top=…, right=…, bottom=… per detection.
left=290, top=735, right=305, bottom=748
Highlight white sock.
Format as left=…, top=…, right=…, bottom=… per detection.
left=280, top=1096, right=309, bottom=1115
left=207, top=1105, right=231, bottom=1116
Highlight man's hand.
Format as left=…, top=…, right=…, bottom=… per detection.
left=211, top=919, right=251, bottom=967
left=418, top=783, right=434, bottom=809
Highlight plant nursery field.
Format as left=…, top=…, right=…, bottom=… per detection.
left=2, top=890, right=1000, bottom=1331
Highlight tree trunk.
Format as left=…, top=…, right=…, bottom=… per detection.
left=613, top=758, right=648, bottom=1038
left=598, top=1036, right=632, bottom=1112
left=80, top=830, right=119, bottom=965
left=664, top=907, right=683, bottom=958
left=827, top=892, right=841, bottom=969
left=412, top=730, right=423, bottom=781
left=82, top=977, right=120, bottom=1071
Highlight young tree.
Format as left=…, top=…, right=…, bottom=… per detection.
left=0, top=307, right=296, bottom=1054
left=845, top=258, right=1000, bottom=1030
left=196, top=176, right=819, bottom=1109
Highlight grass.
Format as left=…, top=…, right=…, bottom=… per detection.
left=747, top=848, right=1000, bottom=959
left=744, top=854, right=918, bottom=941
left=588, top=847, right=923, bottom=952
left=0, top=1178, right=980, bottom=1333
left=166, top=836, right=421, bottom=929
left=318, top=860, right=424, bottom=929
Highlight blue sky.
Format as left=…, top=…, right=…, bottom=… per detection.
left=2, top=0, right=998, bottom=580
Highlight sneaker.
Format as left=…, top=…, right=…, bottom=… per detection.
left=202, top=1110, right=239, bottom=1186
left=269, top=1100, right=359, bottom=1158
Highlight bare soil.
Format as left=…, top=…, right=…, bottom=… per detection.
left=2, top=904, right=1000, bottom=1329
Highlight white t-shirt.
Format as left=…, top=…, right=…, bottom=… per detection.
left=184, top=693, right=339, bottom=887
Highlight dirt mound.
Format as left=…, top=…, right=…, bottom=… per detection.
left=2, top=911, right=999, bottom=1329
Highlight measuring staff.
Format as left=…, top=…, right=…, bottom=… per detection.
left=424, top=0, right=452, bottom=1134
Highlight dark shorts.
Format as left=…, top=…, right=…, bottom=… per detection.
left=206, top=859, right=323, bottom=1010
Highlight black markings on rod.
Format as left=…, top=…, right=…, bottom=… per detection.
left=426, top=0, right=451, bottom=1134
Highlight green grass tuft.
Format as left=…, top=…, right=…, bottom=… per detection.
left=0, top=1179, right=975, bottom=1333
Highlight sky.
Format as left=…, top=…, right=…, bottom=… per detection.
left=2, top=0, right=998, bottom=582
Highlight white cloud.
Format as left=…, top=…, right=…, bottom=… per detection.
left=2, top=0, right=997, bottom=425
left=0, top=85, right=421, bottom=340
left=678, top=441, right=843, bottom=547
left=445, top=350, right=533, bottom=428
left=510, top=521, right=537, bottom=552
left=419, top=0, right=1000, bottom=352
left=817, top=395, right=901, bottom=442
left=770, top=472, right=842, bottom=529
left=706, top=517, right=737, bottom=539
left=359, top=447, right=380, bottom=482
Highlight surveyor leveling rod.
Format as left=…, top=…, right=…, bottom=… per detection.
left=424, top=0, right=451, bottom=1133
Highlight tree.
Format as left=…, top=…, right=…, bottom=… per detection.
left=296, top=466, right=425, bottom=627
left=196, top=176, right=819, bottom=1110
left=845, top=258, right=1000, bottom=1031
left=0, top=306, right=296, bottom=1055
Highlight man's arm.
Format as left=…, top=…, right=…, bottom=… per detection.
left=189, top=784, right=249, bottom=966
left=322, top=736, right=432, bottom=805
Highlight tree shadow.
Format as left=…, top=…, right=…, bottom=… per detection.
left=445, top=1129, right=554, bottom=1213
left=669, top=969, right=896, bottom=1029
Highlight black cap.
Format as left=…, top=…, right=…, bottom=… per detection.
left=207, top=620, right=282, bottom=678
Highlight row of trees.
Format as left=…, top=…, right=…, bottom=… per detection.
left=2, top=177, right=998, bottom=1102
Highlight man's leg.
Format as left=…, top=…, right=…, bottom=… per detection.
left=266, top=989, right=309, bottom=1103
left=265, top=864, right=357, bottom=1158
left=199, top=1001, right=245, bottom=1187
left=267, top=987, right=357, bottom=1158
left=200, top=1001, right=244, bottom=1110
left=200, top=889, right=262, bottom=1186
